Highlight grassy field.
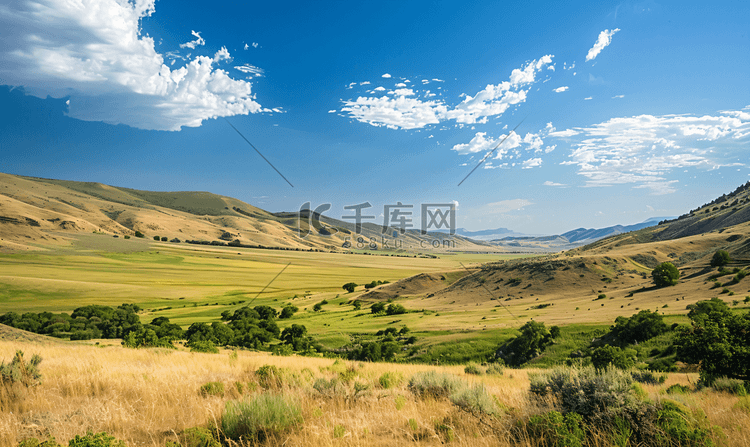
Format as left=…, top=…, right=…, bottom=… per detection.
left=0, top=338, right=747, bottom=447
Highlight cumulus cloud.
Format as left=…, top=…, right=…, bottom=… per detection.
left=522, top=158, right=543, bottom=169
left=180, top=30, right=205, bottom=49
left=586, top=29, right=620, bottom=61
left=552, top=111, right=750, bottom=194
left=0, top=0, right=266, bottom=131
left=382, top=73, right=392, bottom=78
left=553, top=86, right=569, bottom=93
left=341, top=56, right=553, bottom=129
left=543, top=181, right=565, bottom=186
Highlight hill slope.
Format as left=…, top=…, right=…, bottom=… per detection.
left=0, top=173, right=490, bottom=253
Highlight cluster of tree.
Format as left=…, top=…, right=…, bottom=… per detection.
left=495, top=321, right=561, bottom=367
left=677, top=297, right=750, bottom=383
left=364, top=280, right=389, bottom=289
left=188, top=306, right=281, bottom=350
left=345, top=326, right=414, bottom=362
left=0, top=304, right=145, bottom=340
left=370, top=302, right=407, bottom=315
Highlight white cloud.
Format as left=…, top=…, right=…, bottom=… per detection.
left=522, top=158, right=543, bottom=169
left=373, top=86, right=386, bottom=92
left=0, top=0, right=265, bottom=131
left=553, top=86, right=569, bottom=93
left=180, top=30, right=205, bottom=49
left=328, top=109, right=337, bottom=113
left=213, top=47, right=231, bottom=63
left=244, top=43, right=249, bottom=50
left=584, top=96, right=593, bottom=100
left=341, top=56, right=552, bottom=129
left=235, top=64, right=264, bottom=77
left=382, top=73, right=392, bottom=78
left=586, top=28, right=620, bottom=61
left=252, top=42, right=259, bottom=48
left=360, top=81, right=370, bottom=85
left=552, top=111, right=750, bottom=193
left=340, top=96, right=447, bottom=130
left=612, top=95, right=625, bottom=99
left=543, top=180, right=565, bottom=186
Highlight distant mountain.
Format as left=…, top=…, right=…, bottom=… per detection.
left=561, top=217, right=671, bottom=243
left=452, top=227, right=528, bottom=240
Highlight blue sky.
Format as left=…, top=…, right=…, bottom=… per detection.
left=1, top=0, right=748, bottom=234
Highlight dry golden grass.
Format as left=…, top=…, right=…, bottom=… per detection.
left=1, top=340, right=748, bottom=447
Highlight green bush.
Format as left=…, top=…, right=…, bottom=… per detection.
left=734, top=270, right=746, bottom=282
left=68, top=432, right=126, bottom=447
left=653, top=400, right=714, bottom=447
left=378, top=372, right=403, bottom=389
left=370, top=302, right=386, bottom=314
left=342, top=282, right=357, bottom=293
left=1, top=351, right=41, bottom=387
left=591, top=345, right=637, bottom=370
left=711, top=377, right=747, bottom=396
left=408, top=371, right=464, bottom=399
left=463, top=364, right=483, bottom=375
left=666, top=384, right=691, bottom=394
left=134, top=231, right=145, bottom=238
left=16, top=438, right=61, bottom=447
left=153, top=235, right=160, bottom=241
left=199, top=381, right=224, bottom=397
left=386, top=304, right=406, bottom=315
left=313, top=377, right=348, bottom=397
left=179, top=427, right=220, bottom=447
left=221, top=393, right=302, bottom=442
left=495, top=320, right=554, bottom=367
left=279, top=305, right=298, bottom=319
left=525, top=411, right=586, bottom=447
left=711, top=250, right=731, bottom=267
left=449, top=384, right=496, bottom=415
left=189, top=340, right=219, bottom=354
left=630, top=370, right=666, bottom=385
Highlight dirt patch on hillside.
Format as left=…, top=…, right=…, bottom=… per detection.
left=358, top=273, right=448, bottom=302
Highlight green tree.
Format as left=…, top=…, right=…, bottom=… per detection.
left=495, top=321, right=554, bottom=367
left=371, top=302, right=386, bottom=314
left=153, top=235, right=160, bottom=241
left=342, top=282, right=357, bottom=293
left=652, top=262, right=680, bottom=287
left=710, top=250, right=731, bottom=267
left=610, top=310, right=668, bottom=345
left=677, top=299, right=750, bottom=383
left=134, top=230, right=145, bottom=238
left=281, top=324, right=311, bottom=351
left=279, top=305, right=298, bottom=319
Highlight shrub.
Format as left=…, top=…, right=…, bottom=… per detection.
left=180, top=427, right=220, bottom=447
left=525, top=411, right=586, bottom=447
left=711, top=250, right=731, bottom=267
left=134, top=230, right=145, bottom=238
left=312, top=377, right=347, bottom=397
left=189, top=340, right=219, bottom=354
left=333, top=424, right=346, bottom=438
left=279, top=305, right=298, bottom=319
left=352, top=301, right=362, bottom=311
left=631, top=370, right=666, bottom=385
left=610, top=310, right=667, bottom=345
left=529, top=366, right=638, bottom=419
left=221, top=393, right=302, bottom=442
left=666, top=384, right=691, bottom=394
left=652, top=262, right=680, bottom=287
left=161, top=236, right=167, bottom=241
left=342, top=282, right=357, bottom=293
left=734, top=270, right=746, bottom=282
left=449, top=384, right=496, bottom=415
left=378, top=372, right=403, bottom=389
left=711, top=377, right=747, bottom=396
left=591, top=345, right=637, bottom=370
left=256, top=365, right=282, bottom=389
left=386, top=303, right=406, bottom=315
left=485, top=363, right=504, bottom=375
left=0, top=351, right=41, bottom=387
left=153, top=236, right=160, bottom=241
left=371, top=302, right=386, bottom=314
left=68, top=432, right=126, bottom=447
left=199, top=381, right=224, bottom=397
left=408, top=371, right=464, bottom=399
left=464, top=364, right=483, bottom=375
left=312, top=303, right=322, bottom=312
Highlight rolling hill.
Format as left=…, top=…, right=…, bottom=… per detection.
left=0, top=172, right=491, bottom=253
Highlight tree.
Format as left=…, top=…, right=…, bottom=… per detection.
left=610, top=310, right=667, bottom=345
left=312, top=302, right=323, bottom=312
left=342, top=282, right=357, bottom=293
left=371, top=302, right=386, bottom=314
left=677, top=300, right=750, bottom=383
left=153, top=236, right=160, bottom=241
left=652, top=262, right=680, bottom=287
left=711, top=250, right=731, bottom=268
left=495, top=321, right=554, bottom=367
left=352, top=301, right=362, bottom=311
left=386, top=304, right=406, bottom=315
left=281, top=324, right=311, bottom=351
left=134, top=231, right=145, bottom=238
left=279, top=305, right=298, bottom=319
